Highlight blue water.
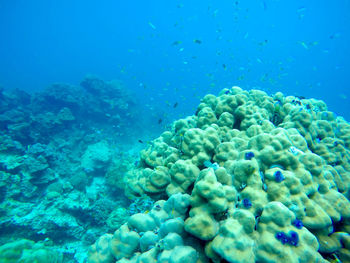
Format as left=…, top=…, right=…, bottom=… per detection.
left=1, top=2, right=350, bottom=262
left=1, top=0, right=349, bottom=122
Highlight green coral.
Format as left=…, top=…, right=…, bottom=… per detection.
left=0, top=239, right=62, bottom=263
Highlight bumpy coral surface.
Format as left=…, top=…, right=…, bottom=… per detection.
left=0, top=239, right=63, bottom=263
left=91, top=87, right=350, bottom=262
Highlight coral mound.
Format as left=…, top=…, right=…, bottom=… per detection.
left=89, top=87, right=350, bottom=263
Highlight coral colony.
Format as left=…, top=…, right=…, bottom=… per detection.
left=1, top=86, right=349, bottom=262
left=87, top=87, right=350, bottom=262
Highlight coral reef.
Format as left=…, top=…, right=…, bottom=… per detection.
left=91, top=86, right=350, bottom=262
left=0, top=77, right=148, bottom=262
left=0, top=239, right=63, bottom=263
left=2, top=81, right=350, bottom=262
left=88, top=193, right=203, bottom=263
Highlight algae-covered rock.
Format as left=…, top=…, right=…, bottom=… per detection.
left=81, top=140, right=113, bottom=173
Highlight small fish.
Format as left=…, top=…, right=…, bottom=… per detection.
left=179, top=47, right=184, bottom=52
left=138, top=140, right=144, bottom=143
left=237, top=75, right=245, bottom=80
left=170, top=208, right=176, bottom=217
left=148, top=22, right=156, bottom=30
left=173, top=102, right=178, bottom=108
left=297, top=7, right=306, bottom=13
left=258, top=40, right=268, bottom=46
left=297, top=7, right=306, bottom=19
left=193, top=39, right=202, bottom=44
left=172, top=40, right=182, bottom=46
left=257, top=58, right=263, bottom=63
left=222, top=64, right=227, bottom=70
left=244, top=32, right=249, bottom=39
left=158, top=119, right=163, bottom=124
left=204, top=160, right=219, bottom=170
left=329, top=33, right=341, bottom=39
left=298, top=41, right=309, bottom=49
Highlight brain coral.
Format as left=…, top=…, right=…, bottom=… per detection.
left=91, top=87, right=350, bottom=263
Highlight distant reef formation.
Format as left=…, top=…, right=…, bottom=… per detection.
left=89, top=86, right=350, bottom=263
left=0, top=76, right=139, bottom=145
left=0, top=76, right=149, bottom=262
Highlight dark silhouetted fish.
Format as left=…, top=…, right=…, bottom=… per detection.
left=172, top=41, right=182, bottom=46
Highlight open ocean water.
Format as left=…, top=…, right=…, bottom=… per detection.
left=0, top=1, right=349, bottom=263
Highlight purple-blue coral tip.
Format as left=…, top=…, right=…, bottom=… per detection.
left=292, top=219, right=303, bottom=229
left=242, top=198, right=252, bottom=208
left=288, top=231, right=299, bottom=246
left=245, top=151, right=255, bottom=160
left=274, top=170, right=285, bottom=182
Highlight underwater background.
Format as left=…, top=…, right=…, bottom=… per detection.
left=0, top=1, right=350, bottom=263
left=1, top=0, right=349, bottom=122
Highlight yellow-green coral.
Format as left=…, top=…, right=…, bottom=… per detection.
left=103, top=87, right=350, bottom=262
left=0, top=239, right=62, bottom=263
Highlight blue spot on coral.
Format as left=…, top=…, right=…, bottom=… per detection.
left=275, top=230, right=299, bottom=246
left=274, top=170, right=285, bottom=182
left=292, top=219, right=303, bottom=229
left=245, top=151, right=255, bottom=160
left=288, top=231, right=299, bottom=246
left=275, top=231, right=289, bottom=245
left=242, top=198, right=252, bottom=208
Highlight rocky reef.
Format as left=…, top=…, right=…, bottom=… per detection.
left=0, top=76, right=152, bottom=263
left=89, top=87, right=350, bottom=263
